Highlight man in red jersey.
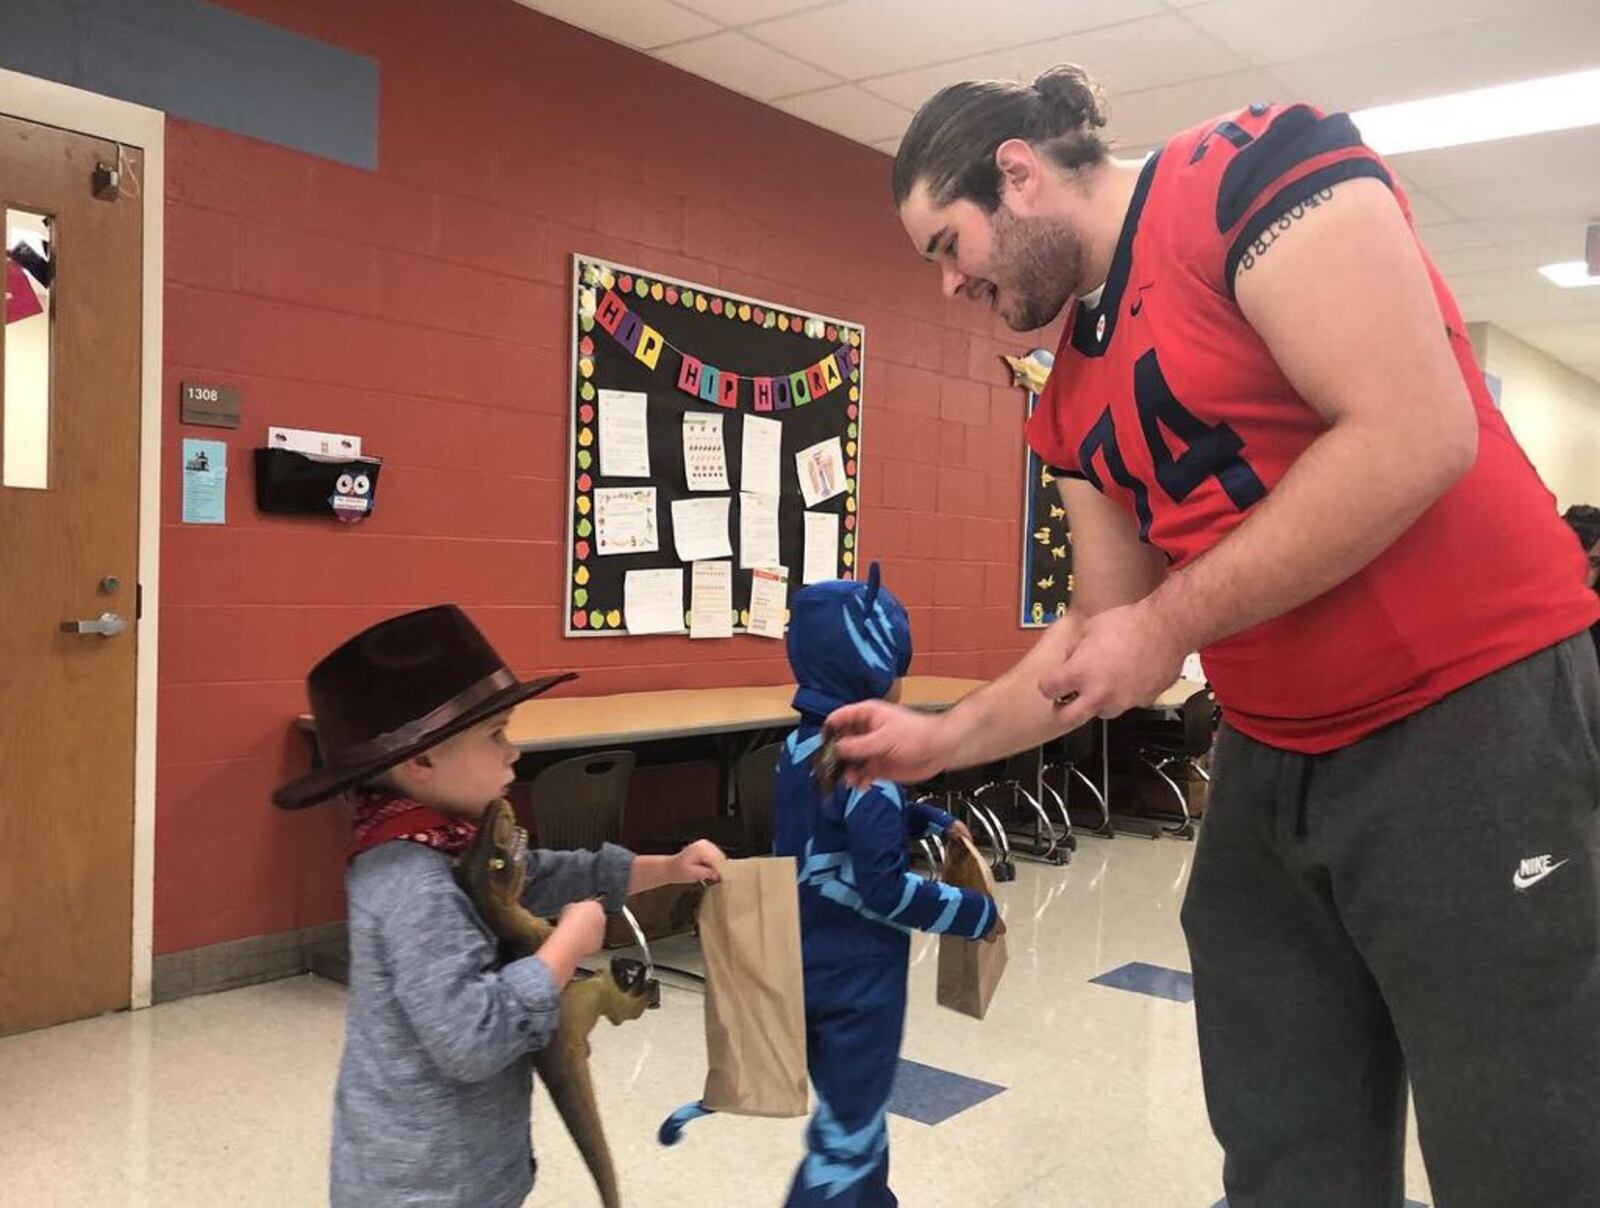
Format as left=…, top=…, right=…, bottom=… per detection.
left=830, top=66, right=1600, bottom=1205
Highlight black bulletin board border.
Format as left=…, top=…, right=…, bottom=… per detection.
left=565, top=253, right=867, bottom=638
left=1017, top=347, right=1074, bottom=627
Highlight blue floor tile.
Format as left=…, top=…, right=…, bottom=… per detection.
left=885, top=1058, right=1005, bottom=1125
left=1090, top=961, right=1194, bottom=1003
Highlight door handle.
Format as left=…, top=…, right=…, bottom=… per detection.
left=61, top=612, right=126, bottom=637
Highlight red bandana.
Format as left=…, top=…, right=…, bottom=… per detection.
left=348, top=793, right=478, bottom=862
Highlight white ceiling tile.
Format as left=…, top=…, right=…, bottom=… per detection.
left=673, top=0, right=832, bottom=24
left=1413, top=220, right=1499, bottom=254
left=1473, top=217, right=1592, bottom=249
left=1181, top=0, right=1506, bottom=67
left=1449, top=266, right=1598, bottom=306
left=512, top=0, right=716, bottom=49
left=1267, top=0, right=1600, bottom=112
left=873, top=135, right=902, bottom=155
left=655, top=30, right=840, bottom=99
left=1430, top=238, right=1578, bottom=278
left=1386, top=125, right=1600, bottom=192
left=1400, top=188, right=1456, bottom=228
left=1105, top=69, right=1281, bottom=148
left=1431, top=175, right=1600, bottom=227
left=858, top=13, right=1245, bottom=110
left=746, top=0, right=1163, bottom=81
left=774, top=84, right=912, bottom=143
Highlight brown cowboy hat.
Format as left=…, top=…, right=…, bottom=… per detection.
left=273, top=605, right=575, bottom=810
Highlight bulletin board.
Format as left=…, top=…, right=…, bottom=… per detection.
left=1010, top=348, right=1074, bottom=628
left=565, top=254, right=865, bottom=637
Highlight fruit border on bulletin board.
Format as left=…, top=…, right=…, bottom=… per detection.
left=566, top=254, right=865, bottom=637
left=1008, top=348, right=1073, bottom=628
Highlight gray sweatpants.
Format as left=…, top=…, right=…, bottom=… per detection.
left=1181, top=633, right=1600, bottom=1208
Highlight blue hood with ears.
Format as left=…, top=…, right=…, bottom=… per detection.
left=786, top=563, right=912, bottom=721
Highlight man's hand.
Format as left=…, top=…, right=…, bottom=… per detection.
left=945, top=819, right=974, bottom=847
left=824, top=700, right=949, bottom=788
left=1037, top=599, right=1188, bottom=729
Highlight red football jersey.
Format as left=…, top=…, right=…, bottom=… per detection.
left=1025, top=103, right=1598, bottom=752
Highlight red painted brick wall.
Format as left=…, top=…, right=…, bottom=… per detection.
left=155, top=0, right=1059, bottom=952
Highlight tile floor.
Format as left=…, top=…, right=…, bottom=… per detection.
left=0, top=836, right=1434, bottom=1206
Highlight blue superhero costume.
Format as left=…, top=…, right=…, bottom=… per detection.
left=774, top=565, right=997, bottom=1206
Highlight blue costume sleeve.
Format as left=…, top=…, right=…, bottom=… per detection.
left=905, top=799, right=956, bottom=839
left=842, top=782, right=995, bottom=939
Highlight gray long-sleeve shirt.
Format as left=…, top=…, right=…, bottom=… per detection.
left=330, top=840, right=634, bottom=1207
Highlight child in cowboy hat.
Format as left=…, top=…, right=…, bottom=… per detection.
left=273, top=604, right=722, bottom=1208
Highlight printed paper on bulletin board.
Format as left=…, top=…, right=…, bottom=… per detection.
left=1017, top=348, right=1073, bottom=628
left=566, top=254, right=866, bottom=636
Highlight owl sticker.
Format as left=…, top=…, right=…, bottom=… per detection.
left=330, top=470, right=375, bottom=523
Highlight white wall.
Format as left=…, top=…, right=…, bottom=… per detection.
left=1469, top=322, right=1600, bottom=511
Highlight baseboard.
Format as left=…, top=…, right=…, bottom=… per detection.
left=151, top=921, right=348, bottom=1003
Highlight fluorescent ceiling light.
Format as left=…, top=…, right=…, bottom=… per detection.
left=1352, top=67, right=1600, bottom=155
left=1538, top=260, right=1600, bottom=289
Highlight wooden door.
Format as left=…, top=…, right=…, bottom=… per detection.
left=0, top=112, right=142, bottom=1036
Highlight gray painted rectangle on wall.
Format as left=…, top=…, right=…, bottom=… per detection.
left=0, top=0, right=378, bottom=169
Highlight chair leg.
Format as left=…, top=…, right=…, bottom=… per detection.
left=1136, top=752, right=1196, bottom=841
left=949, top=790, right=1012, bottom=882
left=1038, top=778, right=1078, bottom=854
left=916, top=836, right=939, bottom=879
left=1013, top=782, right=1066, bottom=865
left=1063, top=762, right=1114, bottom=839
left=982, top=781, right=1066, bottom=867
left=969, top=784, right=1017, bottom=882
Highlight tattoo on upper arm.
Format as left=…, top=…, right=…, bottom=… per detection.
left=1235, top=186, right=1335, bottom=275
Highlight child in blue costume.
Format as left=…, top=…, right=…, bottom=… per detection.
left=774, top=564, right=1001, bottom=1207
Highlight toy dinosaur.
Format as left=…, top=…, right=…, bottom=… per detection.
left=455, top=798, right=650, bottom=1208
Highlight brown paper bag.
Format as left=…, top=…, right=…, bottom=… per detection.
left=695, top=855, right=809, bottom=1118
left=936, top=834, right=1009, bottom=1019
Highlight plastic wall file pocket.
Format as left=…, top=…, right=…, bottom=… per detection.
left=254, top=447, right=382, bottom=522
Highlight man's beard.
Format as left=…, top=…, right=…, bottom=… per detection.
left=989, top=207, right=1083, bottom=332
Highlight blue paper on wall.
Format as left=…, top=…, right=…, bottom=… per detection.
left=182, top=438, right=227, bottom=524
